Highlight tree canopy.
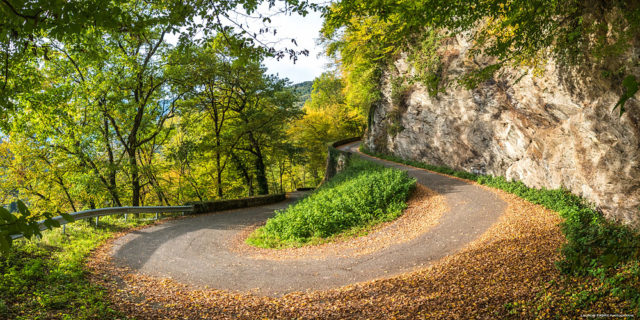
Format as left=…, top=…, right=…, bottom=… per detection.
left=0, top=0, right=317, bottom=119
left=322, top=0, right=640, bottom=115
left=0, top=0, right=329, bottom=251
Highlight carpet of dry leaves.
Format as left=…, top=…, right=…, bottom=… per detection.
left=86, top=179, right=569, bottom=319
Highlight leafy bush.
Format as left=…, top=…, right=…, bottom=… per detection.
left=0, top=215, right=161, bottom=319
left=247, top=157, right=416, bottom=248
left=0, top=200, right=74, bottom=253
left=360, top=145, right=640, bottom=314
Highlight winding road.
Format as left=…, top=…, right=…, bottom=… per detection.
left=109, top=142, right=506, bottom=296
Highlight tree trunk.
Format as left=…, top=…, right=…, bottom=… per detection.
left=279, top=163, right=284, bottom=194
left=254, top=155, right=268, bottom=195
left=129, top=150, right=140, bottom=206
left=269, top=166, right=277, bottom=195
left=103, top=116, right=120, bottom=207
left=150, top=174, right=169, bottom=205
left=247, top=133, right=268, bottom=195
left=58, top=178, right=77, bottom=212
left=232, top=152, right=254, bottom=197
left=216, top=151, right=223, bottom=198
left=186, top=175, right=204, bottom=202
left=289, top=160, right=296, bottom=191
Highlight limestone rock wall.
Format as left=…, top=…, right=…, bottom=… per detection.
left=365, top=36, right=640, bottom=226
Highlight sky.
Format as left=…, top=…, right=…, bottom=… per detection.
left=261, top=11, right=332, bottom=83
left=166, top=5, right=332, bottom=84
left=229, top=5, right=333, bottom=84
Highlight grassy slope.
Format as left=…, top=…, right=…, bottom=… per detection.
left=360, top=145, right=640, bottom=316
left=247, top=157, right=416, bottom=248
left=0, top=216, right=164, bottom=319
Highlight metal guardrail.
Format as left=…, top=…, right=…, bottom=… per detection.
left=11, top=205, right=194, bottom=240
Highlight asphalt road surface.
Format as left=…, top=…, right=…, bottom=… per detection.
left=110, top=141, right=505, bottom=296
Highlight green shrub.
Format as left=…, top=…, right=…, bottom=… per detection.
left=247, top=157, right=416, bottom=248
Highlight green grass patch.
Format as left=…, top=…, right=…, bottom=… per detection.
left=360, top=144, right=640, bottom=316
left=0, top=214, right=168, bottom=319
left=246, top=157, right=416, bottom=248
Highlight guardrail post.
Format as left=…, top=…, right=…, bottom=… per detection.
left=95, top=216, right=99, bottom=227
left=155, top=212, right=158, bottom=220
left=62, top=224, right=66, bottom=235
left=124, top=213, right=128, bottom=222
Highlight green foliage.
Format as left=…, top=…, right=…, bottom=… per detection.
left=387, top=76, right=409, bottom=136
left=0, top=215, right=158, bottom=319
left=389, top=76, right=407, bottom=109
left=289, top=81, right=313, bottom=108
left=0, top=200, right=75, bottom=254
left=613, top=75, right=639, bottom=116
left=169, top=33, right=301, bottom=198
left=288, top=72, right=365, bottom=184
left=0, top=28, right=304, bottom=216
left=322, top=15, right=405, bottom=117
left=0, top=0, right=324, bottom=252
left=457, top=63, right=504, bottom=90
left=0, top=0, right=316, bottom=116
left=0, top=29, right=311, bottom=251
left=386, top=120, right=405, bottom=137
left=323, top=0, right=640, bottom=116
left=305, top=72, right=347, bottom=112
left=407, top=29, right=443, bottom=96
left=246, top=157, right=416, bottom=248
left=360, top=145, right=640, bottom=314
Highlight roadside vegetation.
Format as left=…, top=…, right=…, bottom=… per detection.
left=360, top=145, right=640, bottom=316
left=247, top=157, right=416, bottom=248
left=0, top=216, right=162, bottom=319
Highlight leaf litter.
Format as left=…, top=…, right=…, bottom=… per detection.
left=86, top=181, right=572, bottom=319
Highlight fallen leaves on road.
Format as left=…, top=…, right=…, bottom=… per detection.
left=86, top=184, right=571, bottom=319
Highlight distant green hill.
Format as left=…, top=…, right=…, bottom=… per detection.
left=290, top=81, right=313, bottom=108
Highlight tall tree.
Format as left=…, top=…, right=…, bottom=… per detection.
left=288, top=72, right=365, bottom=183
left=230, top=72, right=300, bottom=195
left=102, top=26, right=177, bottom=206
left=171, top=34, right=300, bottom=196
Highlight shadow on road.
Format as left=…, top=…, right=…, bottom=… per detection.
left=111, top=193, right=307, bottom=271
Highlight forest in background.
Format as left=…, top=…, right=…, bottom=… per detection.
left=0, top=0, right=365, bottom=219
left=0, top=43, right=362, bottom=217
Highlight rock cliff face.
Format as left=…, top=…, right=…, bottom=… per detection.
left=365, top=36, right=640, bottom=226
